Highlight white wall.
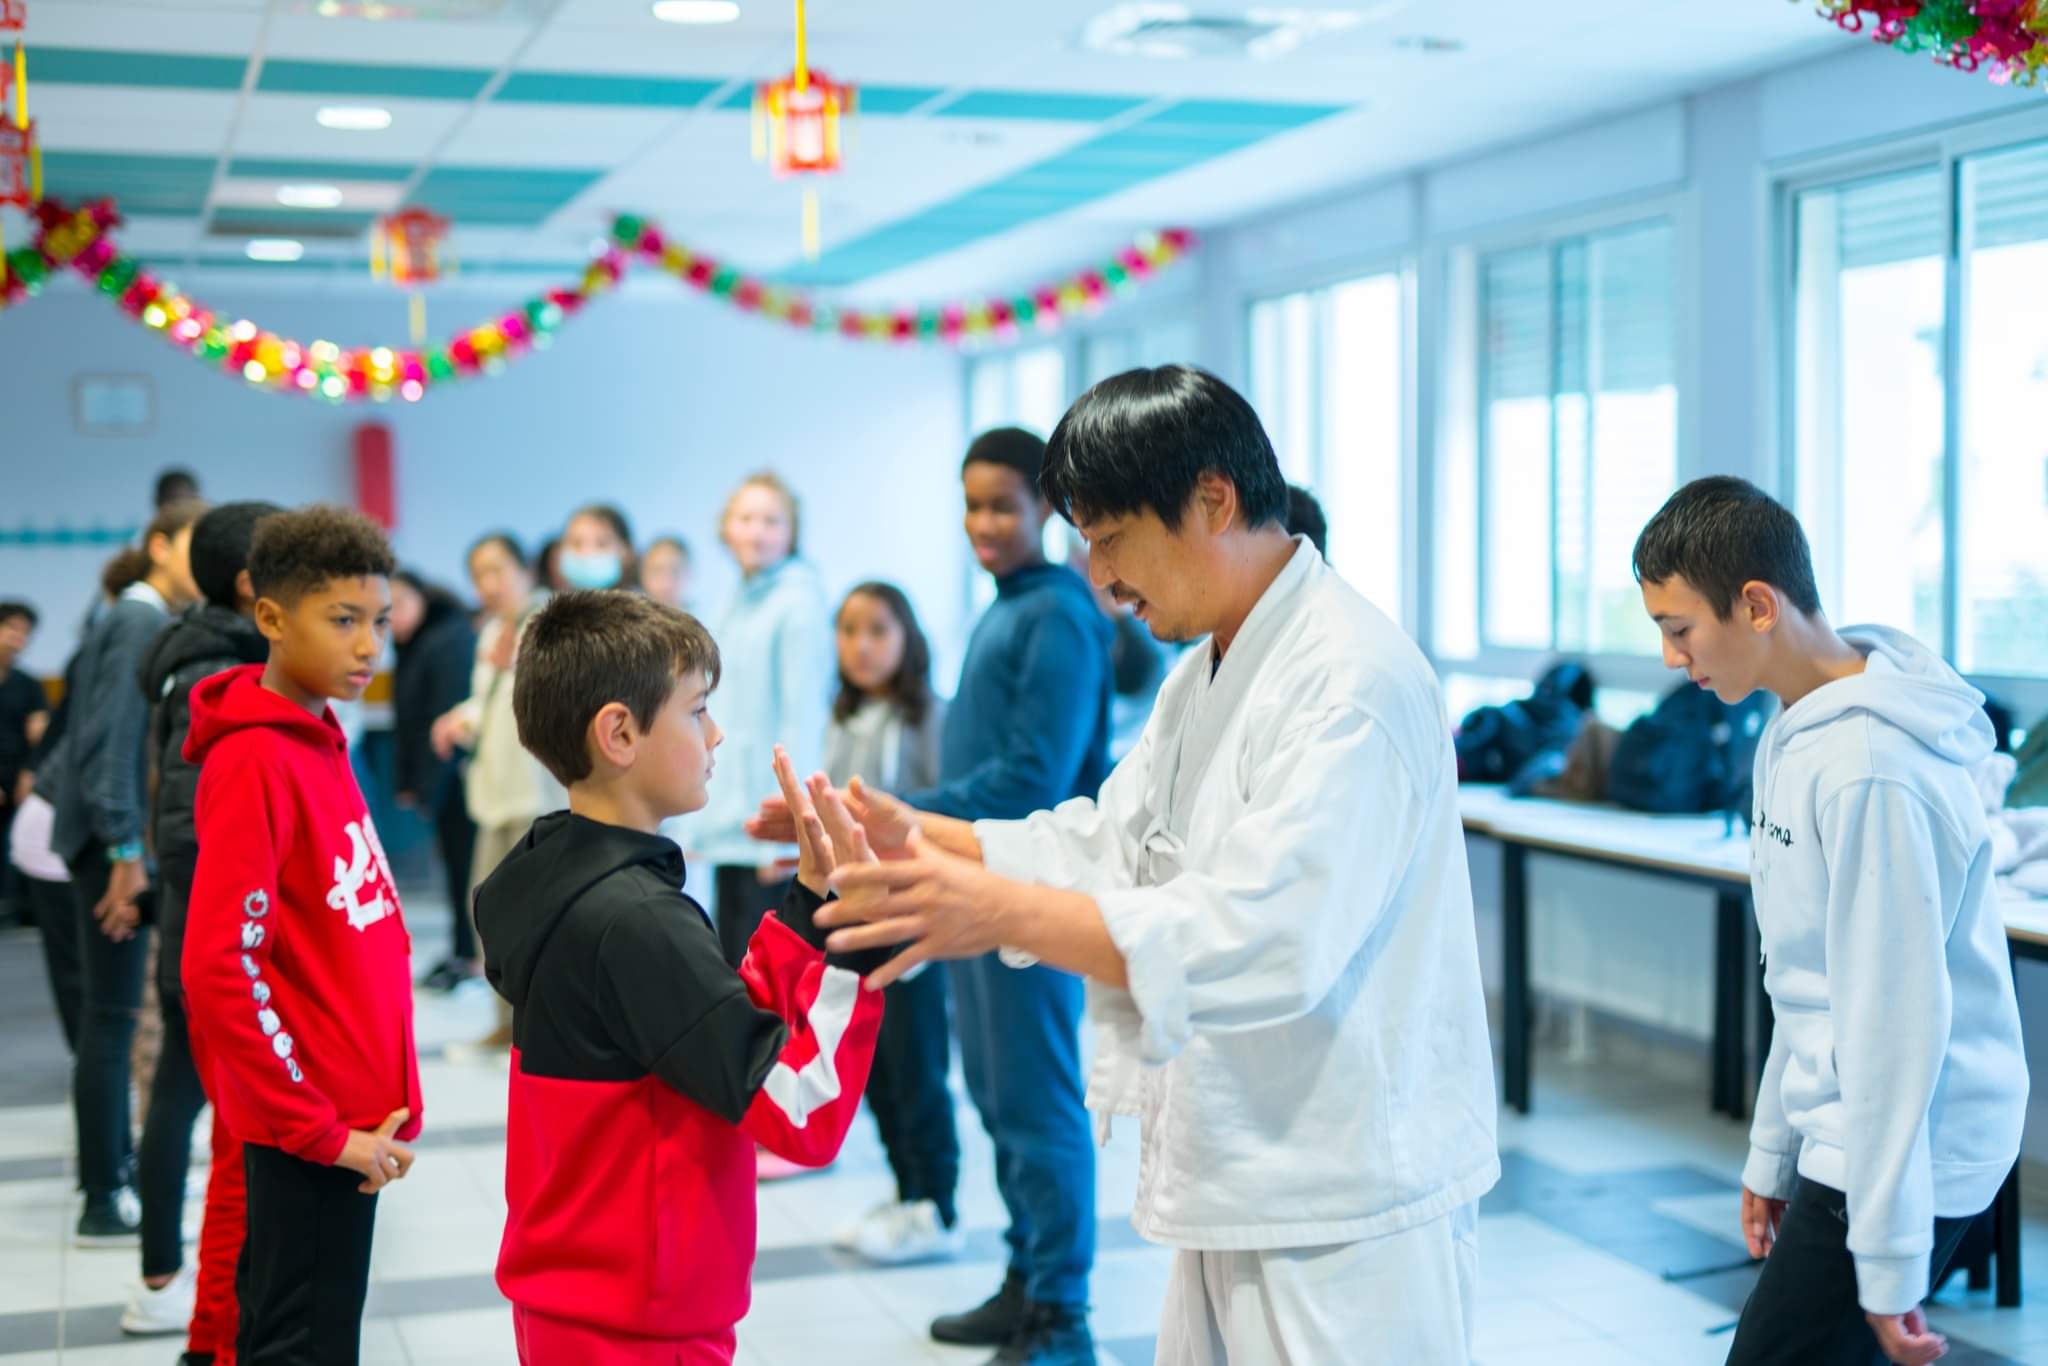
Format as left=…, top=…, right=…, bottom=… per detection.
left=0, top=284, right=966, bottom=678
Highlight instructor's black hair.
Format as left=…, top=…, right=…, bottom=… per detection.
left=1042, top=365, right=1287, bottom=533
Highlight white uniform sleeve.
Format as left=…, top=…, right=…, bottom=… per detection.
left=1822, top=778, right=1955, bottom=1316
left=1088, top=704, right=1423, bottom=1065
left=975, top=722, right=1154, bottom=894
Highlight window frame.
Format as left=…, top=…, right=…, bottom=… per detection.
left=1242, top=253, right=1418, bottom=627
left=1443, top=190, right=1701, bottom=692
left=1769, top=103, right=2048, bottom=708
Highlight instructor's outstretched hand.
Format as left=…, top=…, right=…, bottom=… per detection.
left=820, top=830, right=1004, bottom=990
left=747, top=775, right=917, bottom=860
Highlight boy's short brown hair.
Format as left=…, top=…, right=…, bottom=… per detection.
left=513, top=591, right=722, bottom=786
left=248, top=506, right=396, bottom=606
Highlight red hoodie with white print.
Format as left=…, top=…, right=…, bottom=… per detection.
left=182, top=664, right=422, bottom=1166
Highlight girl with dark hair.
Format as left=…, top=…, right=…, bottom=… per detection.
left=50, top=498, right=205, bottom=1245
left=390, top=569, right=480, bottom=991
left=823, top=584, right=960, bottom=1261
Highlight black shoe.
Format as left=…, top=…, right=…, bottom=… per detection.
left=421, top=957, right=460, bottom=992
left=75, top=1189, right=141, bottom=1247
left=987, top=1301, right=1095, bottom=1366
left=177, top=1355, right=217, bottom=1366
left=932, top=1271, right=1028, bottom=1346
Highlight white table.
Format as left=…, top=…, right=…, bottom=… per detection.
left=1459, top=784, right=2042, bottom=1307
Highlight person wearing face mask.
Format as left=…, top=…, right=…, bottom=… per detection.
left=694, top=474, right=831, bottom=976
left=432, top=533, right=566, bottom=1058
left=51, top=498, right=207, bottom=1246
left=559, top=505, right=638, bottom=594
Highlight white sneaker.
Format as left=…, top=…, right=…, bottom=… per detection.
left=834, top=1199, right=895, bottom=1251
left=850, top=1198, right=965, bottom=1265
left=121, top=1263, right=196, bottom=1336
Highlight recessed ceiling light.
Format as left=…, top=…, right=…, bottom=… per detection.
left=1392, top=34, right=1464, bottom=53
left=276, top=184, right=345, bottom=209
left=652, top=0, right=739, bottom=22
left=315, top=105, right=393, bottom=131
left=246, top=239, right=306, bottom=263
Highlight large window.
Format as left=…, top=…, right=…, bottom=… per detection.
left=1792, top=142, right=2048, bottom=678
left=967, top=345, right=1067, bottom=440
left=1248, top=272, right=1405, bottom=617
left=1478, top=219, right=1679, bottom=658
left=1080, top=317, right=1198, bottom=388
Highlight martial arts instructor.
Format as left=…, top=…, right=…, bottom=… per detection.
left=753, top=365, right=1499, bottom=1364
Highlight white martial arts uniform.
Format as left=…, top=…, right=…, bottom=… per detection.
left=977, top=538, right=1499, bottom=1365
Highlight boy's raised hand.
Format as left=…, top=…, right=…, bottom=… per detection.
left=807, top=775, right=878, bottom=869
left=336, top=1108, right=415, bottom=1195
left=772, top=747, right=834, bottom=896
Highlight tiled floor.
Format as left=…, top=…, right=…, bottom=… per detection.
left=3, top=902, right=2047, bottom=1365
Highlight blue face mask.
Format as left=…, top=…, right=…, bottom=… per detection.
left=560, top=550, right=622, bottom=591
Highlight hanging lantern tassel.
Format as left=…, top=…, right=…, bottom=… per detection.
left=369, top=217, right=386, bottom=281
left=408, top=291, right=426, bottom=345
left=802, top=188, right=820, bottom=261
left=12, top=41, right=25, bottom=131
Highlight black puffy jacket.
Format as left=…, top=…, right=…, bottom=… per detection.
left=138, top=603, right=269, bottom=887
left=393, top=595, right=477, bottom=812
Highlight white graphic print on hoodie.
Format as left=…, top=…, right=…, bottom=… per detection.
left=1744, top=624, right=2027, bottom=1315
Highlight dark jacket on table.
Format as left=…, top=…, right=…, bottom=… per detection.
left=392, top=597, right=477, bottom=811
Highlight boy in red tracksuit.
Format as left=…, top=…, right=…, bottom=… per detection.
left=183, top=506, right=422, bottom=1366
left=473, top=591, right=886, bottom=1366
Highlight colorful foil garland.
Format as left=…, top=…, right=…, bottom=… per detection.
left=613, top=215, right=1195, bottom=346
left=0, top=201, right=1196, bottom=403
left=1806, top=0, right=2048, bottom=86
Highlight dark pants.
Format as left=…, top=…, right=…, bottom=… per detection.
left=68, top=842, right=152, bottom=1199
left=138, top=882, right=210, bottom=1278
left=433, top=792, right=478, bottom=963
left=238, top=1144, right=379, bottom=1366
left=25, top=871, right=81, bottom=1052
left=713, top=864, right=786, bottom=971
left=866, top=964, right=961, bottom=1225
left=1726, top=1177, right=1977, bottom=1366
left=952, top=952, right=1094, bottom=1306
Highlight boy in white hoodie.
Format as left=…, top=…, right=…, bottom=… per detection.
left=1634, top=476, right=2026, bottom=1366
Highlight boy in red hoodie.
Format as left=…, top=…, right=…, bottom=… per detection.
left=472, top=591, right=885, bottom=1366
left=182, top=506, right=422, bottom=1366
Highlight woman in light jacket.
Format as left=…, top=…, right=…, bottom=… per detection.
left=432, top=533, right=565, bottom=1052
left=693, top=473, right=831, bottom=972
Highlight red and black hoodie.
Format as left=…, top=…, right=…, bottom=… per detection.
left=182, top=664, right=423, bottom=1167
left=474, top=812, right=884, bottom=1341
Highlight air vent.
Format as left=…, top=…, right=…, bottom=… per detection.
left=209, top=214, right=366, bottom=242
left=1082, top=5, right=1386, bottom=60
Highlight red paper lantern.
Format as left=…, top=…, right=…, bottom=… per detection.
left=373, top=207, right=452, bottom=287
left=755, top=67, right=852, bottom=178
left=0, top=117, right=33, bottom=212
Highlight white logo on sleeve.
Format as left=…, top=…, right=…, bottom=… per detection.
left=240, top=922, right=266, bottom=949
left=327, top=819, right=395, bottom=931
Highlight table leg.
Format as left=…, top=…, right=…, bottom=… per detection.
left=1996, top=1160, right=2022, bottom=1309
left=1713, top=891, right=1746, bottom=1119
left=1503, top=842, right=1531, bottom=1116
